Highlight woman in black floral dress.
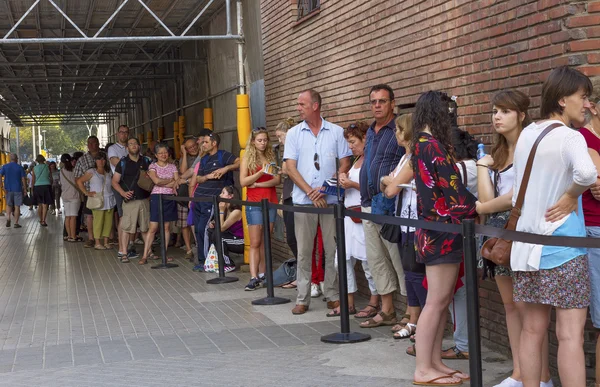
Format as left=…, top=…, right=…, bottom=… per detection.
left=411, top=91, right=477, bottom=386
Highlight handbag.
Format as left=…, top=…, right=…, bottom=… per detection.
left=480, top=123, right=561, bottom=266
left=380, top=191, right=402, bottom=243
left=137, top=170, right=155, bottom=192
left=346, top=205, right=362, bottom=223
left=86, top=172, right=105, bottom=210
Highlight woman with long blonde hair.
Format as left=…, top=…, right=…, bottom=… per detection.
left=240, top=127, right=281, bottom=290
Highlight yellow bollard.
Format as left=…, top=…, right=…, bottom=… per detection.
left=138, top=133, right=145, bottom=147
left=157, top=127, right=164, bottom=142
left=203, top=108, right=213, bottom=131
left=173, top=121, right=180, bottom=160
left=237, top=94, right=251, bottom=264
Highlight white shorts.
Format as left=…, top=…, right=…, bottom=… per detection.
left=63, top=200, right=81, bottom=217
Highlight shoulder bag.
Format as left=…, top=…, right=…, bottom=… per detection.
left=86, top=172, right=105, bottom=210
left=137, top=157, right=155, bottom=192
left=480, top=123, right=561, bottom=266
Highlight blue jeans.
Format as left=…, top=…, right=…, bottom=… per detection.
left=587, top=226, right=600, bottom=328
left=194, top=201, right=213, bottom=265
left=449, top=278, right=468, bottom=352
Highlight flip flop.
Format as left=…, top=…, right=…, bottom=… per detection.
left=406, top=344, right=416, bottom=357
left=448, top=371, right=470, bottom=381
left=412, top=375, right=463, bottom=386
left=281, top=283, right=297, bottom=289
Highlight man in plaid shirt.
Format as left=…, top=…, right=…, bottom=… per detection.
left=74, top=136, right=101, bottom=248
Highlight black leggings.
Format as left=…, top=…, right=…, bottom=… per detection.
left=207, top=228, right=244, bottom=265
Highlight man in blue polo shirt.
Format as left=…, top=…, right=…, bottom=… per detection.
left=189, top=132, right=240, bottom=272
left=0, top=153, right=27, bottom=228
left=358, top=84, right=406, bottom=329
left=283, top=89, right=352, bottom=315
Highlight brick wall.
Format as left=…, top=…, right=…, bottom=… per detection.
left=262, top=0, right=600, bottom=381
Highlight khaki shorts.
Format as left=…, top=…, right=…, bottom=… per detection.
left=121, top=199, right=150, bottom=234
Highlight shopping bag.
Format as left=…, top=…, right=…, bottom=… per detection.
left=203, top=244, right=219, bottom=273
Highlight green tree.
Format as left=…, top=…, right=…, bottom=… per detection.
left=10, top=124, right=93, bottom=162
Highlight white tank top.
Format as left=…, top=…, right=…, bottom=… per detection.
left=344, top=162, right=361, bottom=207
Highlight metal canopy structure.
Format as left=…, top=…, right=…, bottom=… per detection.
left=0, top=0, right=240, bottom=126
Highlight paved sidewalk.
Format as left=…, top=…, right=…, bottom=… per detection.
left=0, top=209, right=514, bottom=386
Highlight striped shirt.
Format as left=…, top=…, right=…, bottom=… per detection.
left=359, top=117, right=405, bottom=207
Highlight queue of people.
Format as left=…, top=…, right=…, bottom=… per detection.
left=1, top=65, right=599, bottom=387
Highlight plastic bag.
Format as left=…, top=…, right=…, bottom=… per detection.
left=203, top=244, right=219, bottom=273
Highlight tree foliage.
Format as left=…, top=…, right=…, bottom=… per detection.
left=10, top=124, right=93, bottom=162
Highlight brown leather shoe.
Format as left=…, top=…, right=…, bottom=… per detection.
left=326, top=300, right=340, bottom=309
left=291, top=304, right=309, bottom=315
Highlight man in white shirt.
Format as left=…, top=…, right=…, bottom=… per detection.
left=107, top=125, right=131, bottom=247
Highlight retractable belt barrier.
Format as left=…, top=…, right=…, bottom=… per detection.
left=159, top=194, right=600, bottom=387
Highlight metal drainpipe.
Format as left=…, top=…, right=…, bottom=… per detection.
left=236, top=0, right=245, bottom=94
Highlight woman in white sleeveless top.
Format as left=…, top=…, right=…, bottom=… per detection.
left=327, top=122, right=379, bottom=318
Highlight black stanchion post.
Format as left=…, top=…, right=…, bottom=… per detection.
left=321, top=204, right=370, bottom=344
left=462, top=219, right=482, bottom=386
left=152, top=194, right=178, bottom=269
left=252, top=198, right=290, bottom=305
left=206, top=195, right=238, bottom=284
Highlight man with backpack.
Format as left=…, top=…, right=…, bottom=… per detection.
left=188, top=132, right=239, bottom=271
left=111, top=137, right=152, bottom=263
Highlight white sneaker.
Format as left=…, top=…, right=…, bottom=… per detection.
left=493, top=377, right=523, bottom=387
left=540, top=380, right=554, bottom=387
left=310, top=283, right=321, bottom=298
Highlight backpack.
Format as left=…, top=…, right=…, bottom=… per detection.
left=200, top=150, right=234, bottom=187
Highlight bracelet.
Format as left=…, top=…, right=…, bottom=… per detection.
left=476, top=164, right=490, bottom=168
left=219, top=212, right=225, bottom=215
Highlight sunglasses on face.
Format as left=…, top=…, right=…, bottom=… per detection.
left=370, top=99, right=390, bottom=106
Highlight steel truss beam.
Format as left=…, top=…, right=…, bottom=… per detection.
left=0, top=59, right=205, bottom=66
left=0, top=0, right=241, bottom=45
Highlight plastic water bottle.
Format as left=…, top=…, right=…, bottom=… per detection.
left=477, top=143, right=486, bottom=160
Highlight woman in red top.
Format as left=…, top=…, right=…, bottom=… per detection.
left=240, top=127, right=281, bottom=291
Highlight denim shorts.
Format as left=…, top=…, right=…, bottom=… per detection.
left=587, top=226, right=600, bottom=328
left=245, top=205, right=276, bottom=225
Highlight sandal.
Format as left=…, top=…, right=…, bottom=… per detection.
left=167, top=256, right=174, bottom=262
left=138, top=258, right=148, bottom=265
left=412, top=375, right=463, bottom=386
left=394, top=323, right=416, bottom=340
left=281, top=282, right=297, bottom=289
left=359, top=311, right=397, bottom=328
left=406, top=344, right=416, bottom=357
left=63, top=236, right=69, bottom=241
left=67, top=237, right=77, bottom=243
left=148, top=253, right=160, bottom=260
left=441, top=346, right=469, bottom=360
left=391, top=313, right=411, bottom=331
left=354, top=304, right=378, bottom=319
left=121, top=256, right=130, bottom=263
left=326, top=306, right=356, bottom=317
left=94, top=245, right=107, bottom=250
